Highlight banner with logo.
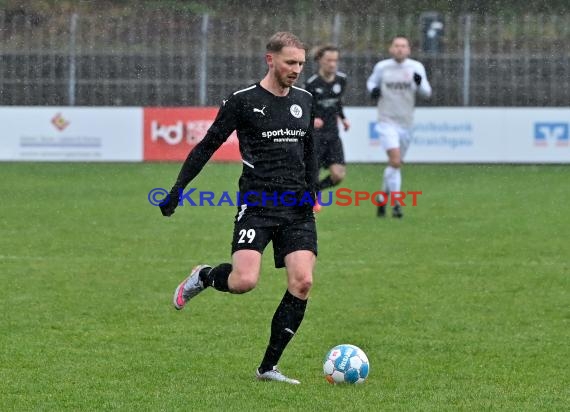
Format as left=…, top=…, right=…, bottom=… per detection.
left=505, top=108, right=569, bottom=162
left=0, top=107, right=142, bottom=161
left=143, top=107, right=240, bottom=161
left=1, top=107, right=567, bottom=163
left=340, top=107, right=570, bottom=163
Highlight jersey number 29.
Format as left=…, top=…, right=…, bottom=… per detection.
left=237, top=229, right=256, bottom=244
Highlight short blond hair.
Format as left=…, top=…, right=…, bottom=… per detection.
left=266, top=32, right=307, bottom=53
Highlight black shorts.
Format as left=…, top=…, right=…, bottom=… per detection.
left=316, top=131, right=345, bottom=169
left=231, top=206, right=317, bottom=268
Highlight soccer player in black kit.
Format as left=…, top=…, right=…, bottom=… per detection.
left=304, top=45, right=350, bottom=211
left=159, top=32, right=317, bottom=385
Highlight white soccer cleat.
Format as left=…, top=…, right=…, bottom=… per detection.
left=255, top=367, right=300, bottom=385
left=172, top=264, right=211, bottom=310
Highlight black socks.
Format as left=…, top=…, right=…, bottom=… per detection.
left=199, top=268, right=309, bottom=373
left=259, top=290, right=308, bottom=373
left=200, top=263, right=232, bottom=292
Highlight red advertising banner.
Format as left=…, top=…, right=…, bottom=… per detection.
left=143, top=107, right=241, bottom=161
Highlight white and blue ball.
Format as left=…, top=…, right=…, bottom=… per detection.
left=323, top=344, right=369, bottom=384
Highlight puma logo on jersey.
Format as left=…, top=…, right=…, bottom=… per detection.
left=253, top=106, right=266, bottom=116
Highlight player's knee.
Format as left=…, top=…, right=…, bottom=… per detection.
left=289, top=274, right=313, bottom=298
left=389, top=158, right=402, bottom=168
left=229, top=270, right=259, bottom=293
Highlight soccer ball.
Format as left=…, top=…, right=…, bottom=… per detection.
left=323, top=344, right=369, bottom=384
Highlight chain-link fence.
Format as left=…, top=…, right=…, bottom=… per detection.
left=1, top=10, right=569, bottom=106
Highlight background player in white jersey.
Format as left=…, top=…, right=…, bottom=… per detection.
left=366, top=35, right=432, bottom=218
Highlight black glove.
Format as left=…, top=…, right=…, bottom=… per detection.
left=370, top=87, right=381, bottom=100
left=413, top=73, right=422, bottom=86
left=159, top=186, right=181, bottom=217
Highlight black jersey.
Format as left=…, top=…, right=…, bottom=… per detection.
left=173, top=83, right=318, bottom=200
left=304, top=72, right=347, bottom=133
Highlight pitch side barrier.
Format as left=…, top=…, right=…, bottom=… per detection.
left=0, top=107, right=567, bottom=163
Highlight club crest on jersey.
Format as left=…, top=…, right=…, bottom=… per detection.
left=332, top=83, right=341, bottom=94
left=290, top=104, right=302, bottom=118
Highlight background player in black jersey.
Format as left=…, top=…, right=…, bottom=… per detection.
left=304, top=45, right=350, bottom=210
left=159, top=32, right=317, bottom=385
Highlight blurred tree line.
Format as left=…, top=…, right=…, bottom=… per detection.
left=1, top=0, right=567, bottom=16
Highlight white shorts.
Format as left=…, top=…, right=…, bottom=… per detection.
left=375, top=122, right=412, bottom=159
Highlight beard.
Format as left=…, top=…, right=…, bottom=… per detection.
left=277, top=73, right=298, bottom=88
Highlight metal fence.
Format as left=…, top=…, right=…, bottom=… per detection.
left=1, top=10, right=569, bottom=106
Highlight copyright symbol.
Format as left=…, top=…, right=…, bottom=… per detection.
left=148, top=188, right=169, bottom=207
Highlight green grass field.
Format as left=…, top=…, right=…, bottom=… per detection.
left=1, top=162, right=569, bottom=411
